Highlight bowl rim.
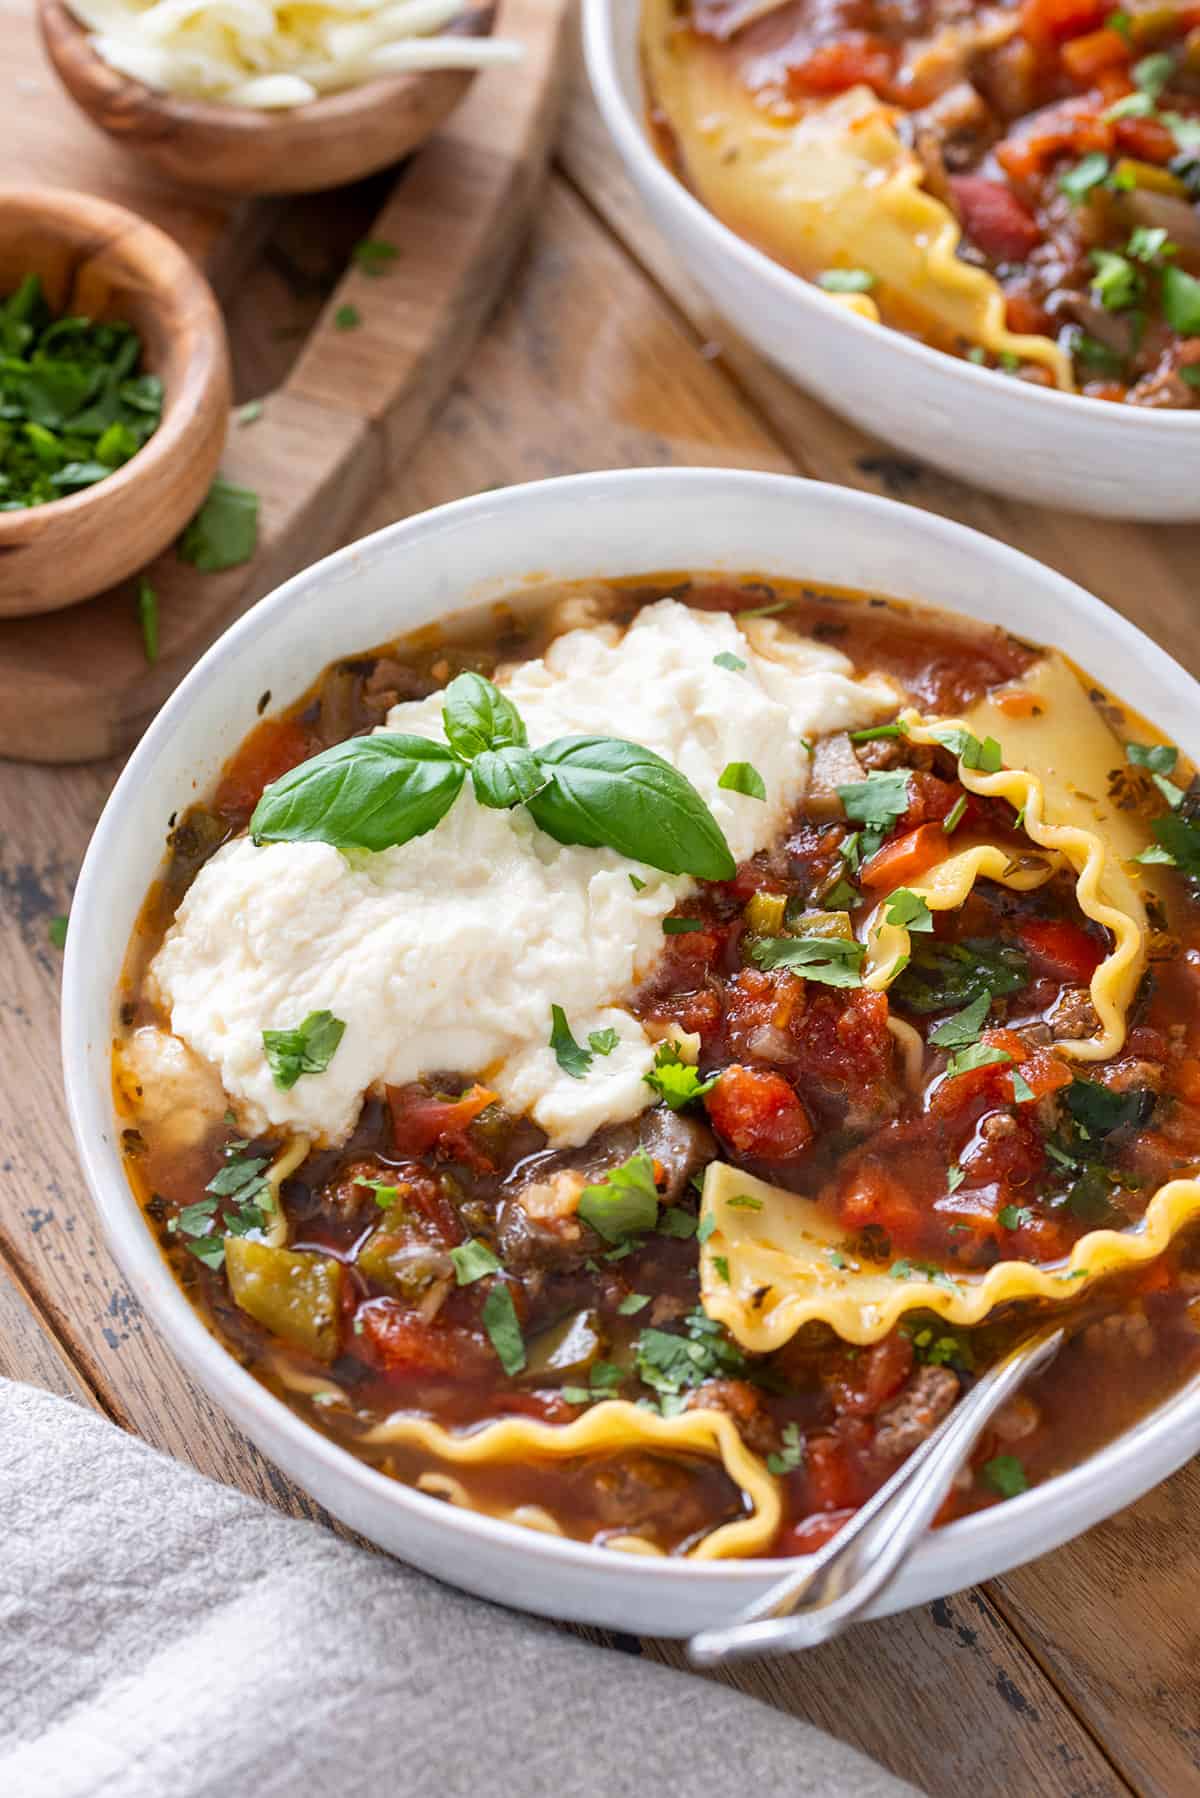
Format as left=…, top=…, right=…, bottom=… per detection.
left=0, top=184, right=227, bottom=540
left=582, top=0, right=1200, bottom=434
left=38, top=0, right=495, bottom=129
left=61, top=466, right=1200, bottom=1602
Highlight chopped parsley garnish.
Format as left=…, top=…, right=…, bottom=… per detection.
left=1126, top=740, right=1178, bottom=774
left=750, top=934, right=866, bottom=987
left=930, top=727, right=1003, bottom=773
left=588, top=1027, right=620, bottom=1057
left=137, top=579, right=159, bottom=664
left=235, top=399, right=263, bottom=427
left=945, top=1042, right=1012, bottom=1079
left=718, top=761, right=767, bottom=801
left=1128, top=226, right=1174, bottom=265
left=48, top=913, right=68, bottom=950
left=893, top=937, right=1028, bottom=1014
left=481, top=1283, right=525, bottom=1374
left=334, top=303, right=361, bottom=331
left=946, top=1163, right=965, bottom=1194
left=618, top=1292, right=651, bottom=1315
left=577, top=1150, right=659, bottom=1243
left=663, top=917, right=704, bottom=934
left=823, top=875, right=860, bottom=910
left=713, top=650, right=746, bottom=672
left=172, top=1139, right=276, bottom=1267
left=1162, top=264, right=1200, bottom=335
left=354, top=1175, right=402, bottom=1209
left=634, top=1306, right=746, bottom=1412
left=179, top=477, right=259, bottom=572
left=1090, top=248, right=1141, bottom=312
left=712, top=1254, right=731, bottom=1284
left=643, top=1040, right=718, bottom=1110
left=850, top=719, right=908, bottom=743
left=1059, top=151, right=1110, bottom=202
left=983, top=1454, right=1029, bottom=1499
left=1066, top=1078, right=1155, bottom=1138
left=929, top=990, right=992, bottom=1049
left=659, top=1205, right=699, bottom=1239
left=1107, top=8, right=1131, bottom=39
left=998, top=1204, right=1033, bottom=1230
left=629, top=873, right=647, bottom=892
left=767, top=1422, right=805, bottom=1476
left=262, top=1010, right=346, bottom=1090
left=943, top=794, right=967, bottom=834
left=450, top=1238, right=502, bottom=1284
left=352, top=238, right=399, bottom=276
left=725, top=1193, right=763, bottom=1211
left=885, top=888, right=933, bottom=933
left=837, top=770, right=911, bottom=857
left=818, top=268, right=876, bottom=293
left=549, top=1004, right=592, bottom=1079
left=1011, top=1068, right=1035, bottom=1104
left=889, top=1260, right=958, bottom=1289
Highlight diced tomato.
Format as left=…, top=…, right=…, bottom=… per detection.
left=1115, top=114, right=1179, bottom=164
left=786, top=35, right=895, bottom=97
left=644, top=987, right=724, bottom=1044
left=795, top=987, right=894, bottom=1088
left=776, top=1508, right=857, bottom=1555
left=388, top=1083, right=497, bottom=1171
left=824, top=1331, right=914, bottom=1417
left=930, top=1026, right=1030, bottom=1119
left=1008, top=1046, right=1072, bottom=1104
left=704, top=1064, right=814, bottom=1160
left=1059, top=26, right=1129, bottom=82
left=996, top=100, right=1113, bottom=181
left=949, top=176, right=1042, bottom=261
left=355, top=1298, right=492, bottom=1380
left=838, top=1160, right=925, bottom=1241
left=961, top=1108, right=1046, bottom=1189
left=898, top=771, right=967, bottom=830
left=804, top=1436, right=861, bottom=1512
left=1175, top=1057, right=1200, bottom=1106
left=1005, top=291, right=1053, bottom=336
left=214, top=718, right=311, bottom=818
left=1019, top=0, right=1105, bottom=45
left=859, top=823, right=949, bottom=891
left=1019, top=918, right=1103, bottom=982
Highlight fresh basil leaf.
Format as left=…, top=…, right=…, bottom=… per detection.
left=481, top=1283, right=525, bottom=1374
left=643, top=1041, right=718, bottom=1110
left=471, top=745, right=548, bottom=809
left=885, top=888, right=933, bottom=932
left=1066, top=1079, right=1155, bottom=1137
left=178, top=477, right=259, bottom=572
left=578, top=1150, right=659, bottom=1242
left=262, top=1009, right=346, bottom=1090
left=718, top=761, right=766, bottom=801
left=451, top=1238, right=502, bottom=1285
left=1065, top=1164, right=1119, bottom=1224
left=750, top=935, right=865, bottom=987
left=550, top=1005, right=592, bottom=1080
left=892, top=937, right=1029, bottom=1014
left=526, top=736, right=735, bottom=880
left=250, top=735, right=465, bottom=852
left=441, top=670, right=528, bottom=759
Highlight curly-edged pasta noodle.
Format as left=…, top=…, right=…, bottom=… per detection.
left=640, top=0, right=1072, bottom=387
left=700, top=1163, right=1200, bottom=1349
left=864, top=653, right=1150, bottom=1061
left=361, top=1400, right=782, bottom=1559
left=260, top=1136, right=311, bottom=1249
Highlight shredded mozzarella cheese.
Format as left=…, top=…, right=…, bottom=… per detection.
left=66, top=0, right=523, bottom=107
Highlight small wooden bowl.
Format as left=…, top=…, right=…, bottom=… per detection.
left=0, top=189, right=230, bottom=618
left=38, top=0, right=498, bottom=196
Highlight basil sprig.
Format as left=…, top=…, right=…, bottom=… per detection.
left=251, top=673, right=735, bottom=881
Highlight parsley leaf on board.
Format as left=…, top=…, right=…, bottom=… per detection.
left=262, top=1010, right=346, bottom=1090
left=178, top=477, right=259, bottom=573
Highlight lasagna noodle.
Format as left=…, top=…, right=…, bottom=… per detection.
left=700, top=1163, right=1200, bottom=1349
left=362, top=1399, right=782, bottom=1558
left=641, top=0, right=1072, bottom=386
left=864, top=653, right=1151, bottom=1062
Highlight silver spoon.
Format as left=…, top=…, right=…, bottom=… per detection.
left=688, top=1321, right=1064, bottom=1667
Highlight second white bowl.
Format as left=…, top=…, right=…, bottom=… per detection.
left=584, top=0, right=1200, bottom=520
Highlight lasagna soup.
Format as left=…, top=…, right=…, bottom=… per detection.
left=115, top=577, right=1200, bottom=1559
left=643, top=0, right=1200, bottom=403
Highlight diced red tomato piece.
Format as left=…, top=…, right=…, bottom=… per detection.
left=949, top=176, right=1042, bottom=261
left=804, top=1436, right=861, bottom=1512
left=1059, top=26, right=1129, bottom=82
left=859, top=822, right=949, bottom=891
left=387, top=1082, right=497, bottom=1174
left=1008, top=1046, right=1072, bottom=1104
left=1175, top=1058, right=1200, bottom=1106
left=1019, top=918, right=1103, bottom=983
left=1005, top=291, right=1053, bottom=336
left=930, top=1026, right=1029, bottom=1119
left=214, top=718, right=311, bottom=818
left=704, top=1064, right=814, bottom=1160
left=1114, top=114, right=1179, bottom=163
left=776, top=1509, right=857, bottom=1555
left=837, top=1160, right=925, bottom=1241
left=1019, top=0, right=1105, bottom=45
left=824, top=1331, right=914, bottom=1417
left=898, top=772, right=967, bottom=830
left=786, top=35, right=895, bottom=97
left=961, top=1108, right=1046, bottom=1189
left=355, top=1298, right=492, bottom=1380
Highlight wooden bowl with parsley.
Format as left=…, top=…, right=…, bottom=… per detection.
left=0, top=187, right=230, bottom=616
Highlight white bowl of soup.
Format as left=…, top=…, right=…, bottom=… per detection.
left=62, top=468, right=1200, bottom=1636
left=583, top=0, right=1200, bottom=520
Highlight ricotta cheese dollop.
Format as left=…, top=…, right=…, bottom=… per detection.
left=149, top=599, right=897, bottom=1148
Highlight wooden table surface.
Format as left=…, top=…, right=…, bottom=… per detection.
left=4, top=25, right=1200, bottom=1797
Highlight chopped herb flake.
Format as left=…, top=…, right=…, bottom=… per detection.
left=718, top=760, right=767, bottom=801
left=550, top=1004, right=592, bottom=1079
left=451, top=1238, right=502, bottom=1285
left=983, top=1454, right=1028, bottom=1499
left=578, top=1150, right=659, bottom=1243
left=481, top=1283, right=525, bottom=1374
left=262, top=1010, right=346, bottom=1090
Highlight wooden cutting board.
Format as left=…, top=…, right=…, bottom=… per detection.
left=0, top=0, right=571, bottom=763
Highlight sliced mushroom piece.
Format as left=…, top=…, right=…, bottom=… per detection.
left=807, top=732, right=865, bottom=823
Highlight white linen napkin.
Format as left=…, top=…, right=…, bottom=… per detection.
left=0, top=1379, right=921, bottom=1798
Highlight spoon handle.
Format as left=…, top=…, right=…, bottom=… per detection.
left=688, top=1323, right=1064, bottom=1667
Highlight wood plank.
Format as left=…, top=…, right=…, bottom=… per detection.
left=0, top=1257, right=92, bottom=1405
